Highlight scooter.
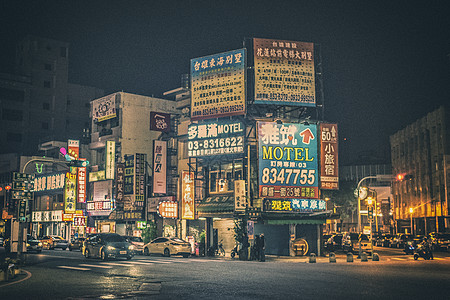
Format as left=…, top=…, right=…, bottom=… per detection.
left=413, top=244, right=433, bottom=260
left=403, top=241, right=415, bottom=255
left=230, top=244, right=239, bottom=259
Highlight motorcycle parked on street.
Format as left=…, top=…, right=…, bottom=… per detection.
left=413, top=243, right=433, bottom=260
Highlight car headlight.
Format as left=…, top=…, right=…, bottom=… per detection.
left=38, top=242, right=43, bottom=247
left=107, top=246, right=116, bottom=251
left=129, top=245, right=135, bottom=250
left=26, top=243, right=30, bottom=247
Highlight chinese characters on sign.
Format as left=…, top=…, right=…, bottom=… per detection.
left=153, top=141, right=167, bottom=194
left=123, top=155, right=134, bottom=195
left=105, top=140, right=115, bottom=180
left=34, top=172, right=65, bottom=193
left=73, top=216, right=87, bottom=227
left=181, top=171, right=195, bottom=220
left=188, top=120, right=244, bottom=157
left=234, top=180, right=247, bottom=212
left=68, top=139, right=79, bottom=160
left=263, top=199, right=326, bottom=212
left=191, top=49, right=246, bottom=120
left=115, top=163, right=124, bottom=209
left=150, top=111, right=170, bottom=132
left=86, top=180, right=113, bottom=216
left=134, top=153, right=146, bottom=207
left=77, top=165, right=86, bottom=203
left=320, top=123, right=339, bottom=190
left=158, top=201, right=178, bottom=219
left=258, top=122, right=319, bottom=199
left=253, top=38, right=315, bottom=107
left=64, top=169, right=77, bottom=213
left=92, top=93, right=117, bottom=122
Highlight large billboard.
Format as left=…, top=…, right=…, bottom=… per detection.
left=153, top=141, right=167, bottom=194
left=188, top=119, right=245, bottom=157
left=253, top=38, right=315, bottom=107
left=258, top=122, right=318, bottom=199
left=92, top=93, right=117, bottom=122
left=320, top=123, right=339, bottom=190
left=191, top=49, right=246, bottom=120
left=34, top=172, right=65, bottom=194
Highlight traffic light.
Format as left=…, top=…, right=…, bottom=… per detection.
left=69, top=160, right=90, bottom=167
left=396, top=173, right=413, bottom=181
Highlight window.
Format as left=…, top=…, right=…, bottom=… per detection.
left=6, top=132, right=22, bottom=142
left=43, top=103, right=50, bottom=110
left=44, top=81, right=51, bottom=88
left=44, top=63, right=52, bottom=71
left=208, top=160, right=243, bottom=194
left=2, top=109, right=23, bottom=121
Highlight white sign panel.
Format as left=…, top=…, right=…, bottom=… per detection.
left=153, top=140, right=167, bottom=194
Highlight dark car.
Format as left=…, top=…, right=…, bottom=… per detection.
left=69, top=237, right=85, bottom=251
left=26, top=234, right=43, bottom=253
left=84, top=233, right=133, bottom=260
left=391, top=234, right=413, bottom=248
left=431, top=233, right=450, bottom=251
left=324, top=233, right=343, bottom=252
left=375, top=234, right=393, bottom=247
left=342, top=233, right=371, bottom=254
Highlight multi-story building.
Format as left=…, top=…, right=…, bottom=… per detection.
left=0, top=35, right=103, bottom=156
left=390, top=105, right=449, bottom=234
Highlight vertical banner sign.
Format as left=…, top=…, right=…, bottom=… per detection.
left=258, top=122, right=319, bottom=199
left=105, top=140, right=116, bottom=180
left=77, top=163, right=86, bottom=203
left=234, top=179, right=247, bottom=212
left=64, top=168, right=77, bottom=213
left=115, top=163, right=124, bottom=209
left=68, top=139, right=80, bottom=160
left=134, top=153, right=146, bottom=208
left=320, top=123, right=339, bottom=190
left=153, top=141, right=167, bottom=194
left=253, top=38, right=315, bottom=107
left=181, top=171, right=195, bottom=220
left=92, top=93, right=117, bottom=122
left=191, top=48, right=246, bottom=120
left=124, top=155, right=134, bottom=195
left=150, top=111, right=171, bottom=133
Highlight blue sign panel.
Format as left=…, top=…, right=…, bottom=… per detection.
left=258, top=122, right=318, bottom=199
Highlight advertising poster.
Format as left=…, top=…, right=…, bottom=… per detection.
left=191, top=48, right=246, bottom=120
left=105, top=140, right=116, bottom=180
left=92, top=93, right=117, bottom=122
left=67, top=139, right=79, bottom=160
left=320, top=123, right=339, bottom=190
left=258, top=122, right=318, bottom=199
left=181, top=171, right=195, bottom=220
left=64, top=168, right=77, bottom=213
left=263, top=199, right=326, bottom=213
left=188, top=119, right=244, bottom=157
left=254, top=38, right=315, bottom=107
left=124, top=154, right=134, bottom=195
left=150, top=111, right=170, bottom=132
left=77, top=165, right=86, bottom=203
left=86, top=180, right=113, bottom=216
left=153, top=141, right=167, bottom=194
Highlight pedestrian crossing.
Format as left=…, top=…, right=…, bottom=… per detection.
left=56, top=258, right=199, bottom=271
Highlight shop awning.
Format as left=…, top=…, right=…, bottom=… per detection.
left=197, top=195, right=234, bottom=213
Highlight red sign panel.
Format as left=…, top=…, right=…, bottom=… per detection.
left=320, top=123, right=339, bottom=190
left=158, top=201, right=178, bottom=219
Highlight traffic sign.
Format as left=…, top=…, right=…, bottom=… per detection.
left=368, top=205, right=374, bottom=221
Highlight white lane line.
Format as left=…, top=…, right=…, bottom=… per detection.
left=137, top=260, right=172, bottom=264
left=118, top=261, right=155, bottom=265
left=57, top=265, right=90, bottom=271
left=100, top=262, right=131, bottom=266
left=391, top=257, right=407, bottom=261
left=79, top=263, right=113, bottom=269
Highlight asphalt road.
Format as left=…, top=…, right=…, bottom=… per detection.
left=1, top=247, right=449, bottom=299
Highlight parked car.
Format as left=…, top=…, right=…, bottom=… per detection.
left=124, top=236, right=145, bottom=255
left=324, top=233, right=343, bottom=252
left=69, top=237, right=85, bottom=251
left=430, top=233, right=450, bottom=251
left=26, top=234, right=43, bottom=253
left=39, top=235, right=55, bottom=249
left=390, top=234, right=413, bottom=248
left=342, top=233, right=372, bottom=254
left=322, top=234, right=332, bottom=249
left=84, top=233, right=133, bottom=260
left=375, top=234, right=393, bottom=247
left=51, top=236, right=69, bottom=250
left=143, top=237, right=191, bottom=257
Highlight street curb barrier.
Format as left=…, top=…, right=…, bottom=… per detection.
left=347, top=253, right=354, bottom=262
left=361, top=252, right=368, bottom=262
left=309, top=253, right=316, bottom=263
left=329, top=252, right=336, bottom=263
left=372, top=253, right=380, bottom=261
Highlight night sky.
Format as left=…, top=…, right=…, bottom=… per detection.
left=1, top=0, right=449, bottom=165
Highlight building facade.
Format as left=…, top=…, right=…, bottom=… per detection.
left=390, top=106, right=450, bottom=234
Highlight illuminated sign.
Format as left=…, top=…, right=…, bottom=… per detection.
left=68, top=139, right=79, bottom=160
left=253, top=38, right=315, bottom=107
left=105, top=140, right=115, bottom=180
left=263, top=199, right=326, bottom=213
left=135, top=153, right=146, bottom=209
left=234, top=180, right=247, bottom=212
left=124, top=155, right=134, bottom=195
left=34, top=172, right=65, bottom=193
left=64, top=169, right=77, bottom=213
left=32, top=210, right=64, bottom=222
left=87, top=180, right=113, bottom=216
left=188, top=120, right=244, bottom=157
left=115, top=163, right=124, bottom=208
left=73, top=216, right=87, bottom=227
left=77, top=165, right=86, bottom=203
left=150, top=111, right=170, bottom=132
left=181, top=171, right=195, bottom=220
left=191, top=48, right=246, bottom=120
left=320, top=123, right=339, bottom=190
left=158, top=201, right=178, bottom=219
left=89, top=170, right=106, bottom=182
left=92, top=93, right=117, bottom=122
left=148, top=196, right=174, bottom=213
left=153, top=141, right=167, bottom=194
left=258, top=122, right=318, bottom=199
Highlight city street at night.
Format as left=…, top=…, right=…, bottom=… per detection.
left=1, top=248, right=450, bottom=299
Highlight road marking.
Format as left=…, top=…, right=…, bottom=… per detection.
left=100, top=262, right=131, bottom=266
left=390, top=257, right=407, bottom=261
left=118, top=261, right=155, bottom=265
left=57, top=265, right=90, bottom=271
left=138, top=259, right=172, bottom=264
left=79, top=263, right=113, bottom=269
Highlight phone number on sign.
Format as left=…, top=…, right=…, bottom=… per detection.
left=260, top=168, right=316, bottom=186
left=188, top=136, right=243, bottom=150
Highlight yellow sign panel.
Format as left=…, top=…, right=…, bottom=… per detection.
left=254, top=38, right=315, bottom=107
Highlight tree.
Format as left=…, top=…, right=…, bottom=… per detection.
left=141, top=221, right=157, bottom=244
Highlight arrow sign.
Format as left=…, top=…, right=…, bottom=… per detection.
left=300, top=128, right=315, bottom=144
